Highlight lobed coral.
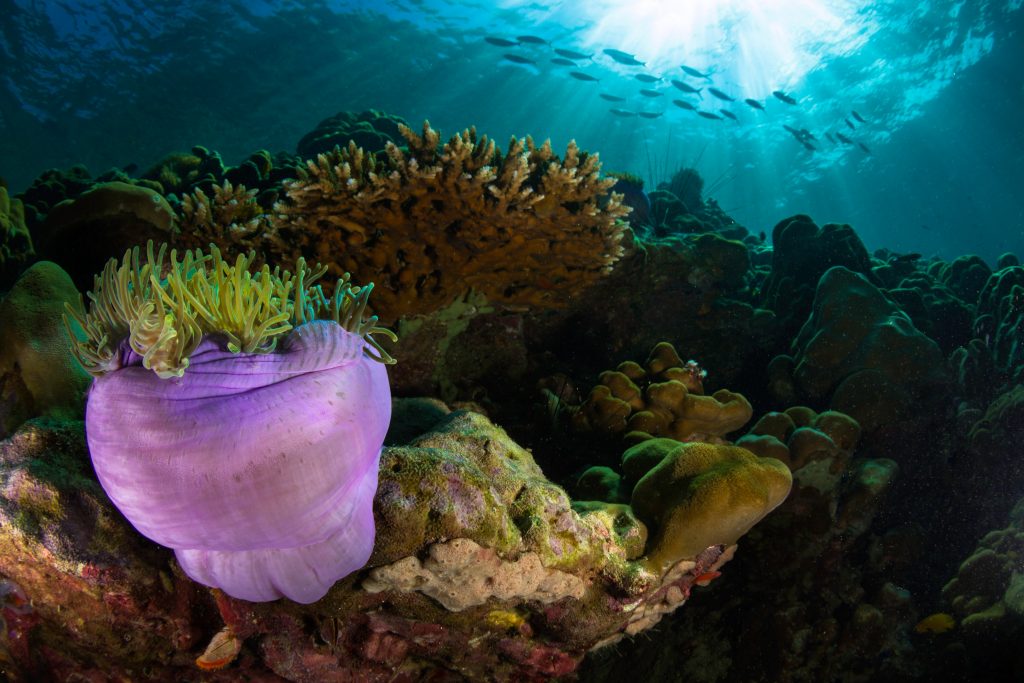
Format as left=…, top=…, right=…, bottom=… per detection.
left=570, top=341, right=753, bottom=443
left=272, top=121, right=630, bottom=321
left=0, top=186, right=34, bottom=283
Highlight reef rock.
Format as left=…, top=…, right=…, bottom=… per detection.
left=0, top=403, right=786, bottom=680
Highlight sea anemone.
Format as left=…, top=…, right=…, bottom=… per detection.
left=65, top=243, right=396, bottom=603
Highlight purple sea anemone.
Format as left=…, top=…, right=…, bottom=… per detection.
left=66, top=244, right=396, bottom=602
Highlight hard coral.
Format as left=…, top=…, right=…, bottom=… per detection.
left=272, top=121, right=630, bottom=322
left=571, top=341, right=753, bottom=443
left=0, top=262, right=91, bottom=439
left=0, top=186, right=34, bottom=284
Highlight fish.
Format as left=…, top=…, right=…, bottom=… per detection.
left=671, top=79, right=703, bottom=95
left=835, top=132, right=853, bottom=144
left=891, top=252, right=922, bottom=263
left=672, top=99, right=697, bottom=110
left=485, top=37, right=518, bottom=47
left=800, top=128, right=817, bottom=141
left=639, top=89, right=662, bottom=97
left=858, top=142, right=872, bottom=154
left=915, top=613, right=955, bottom=634
left=569, top=71, right=599, bottom=81
left=635, top=74, right=661, bottom=83
left=694, top=570, right=721, bottom=586
left=680, top=65, right=712, bottom=79
left=551, top=57, right=576, bottom=66
left=697, top=111, right=722, bottom=120
left=744, top=98, right=765, bottom=110
left=772, top=90, right=797, bottom=105
left=845, top=118, right=856, bottom=130
left=638, top=111, right=663, bottom=119
left=609, top=108, right=637, bottom=117
left=707, top=87, right=734, bottom=102
left=516, top=35, right=548, bottom=45
left=801, top=140, right=816, bottom=151
left=502, top=53, right=536, bottom=65
left=600, top=93, right=627, bottom=102
left=825, top=132, right=836, bottom=144
left=851, top=110, right=866, bottom=123
left=554, top=48, right=592, bottom=60
left=720, top=109, right=738, bottom=121
left=603, top=48, right=645, bottom=66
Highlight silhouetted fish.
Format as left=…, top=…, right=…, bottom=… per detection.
left=744, top=98, right=765, bottom=110
left=845, top=118, right=856, bottom=130
left=609, top=108, right=637, bottom=117
left=707, top=87, right=734, bottom=102
left=600, top=93, right=626, bottom=102
left=603, top=49, right=645, bottom=66
left=851, top=110, right=866, bottom=123
left=554, top=48, right=592, bottom=60
left=835, top=132, right=853, bottom=144
left=720, top=109, right=738, bottom=121
left=825, top=132, right=836, bottom=144
left=858, top=142, right=872, bottom=154
left=639, top=89, right=662, bottom=97
left=485, top=37, right=518, bottom=47
left=680, top=65, right=712, bottom=79
left=697, top=111, right=722, bottom=120
left=551, top=58, right=576, bottom=66
left=671, top=79, right=702, bottom=95
left=891, top=252, right=921, bottom=263
left=517, top=35, right=548, bottom=45
left=635, top=74, right=661, bottom=83
left=801, top=140, right=816, bottom=151
left=638, top=111, right=663, bottom=119
left=672, top=99, right=697, bottom=110
left=503, top=54, right=535, bottom=65
left=772, top=90, right=797, bottom=105
left=569, top=71, right=599, bottom=81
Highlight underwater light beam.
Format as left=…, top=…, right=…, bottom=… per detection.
left=508, top=0, right=876, bottom=93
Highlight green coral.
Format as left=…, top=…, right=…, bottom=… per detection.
left=64, top=241, right=397, bottom=379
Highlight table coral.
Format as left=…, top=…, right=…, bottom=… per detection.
left=272, top=121, right=630, bottom=322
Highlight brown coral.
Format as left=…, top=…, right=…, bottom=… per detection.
left=175, top=180, right=272, bottom=252
left=571, top=341, right=753, bottom=443
left=271, top=121, right=630, bottom=322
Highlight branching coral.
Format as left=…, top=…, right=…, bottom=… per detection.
left=271, top=121, right=630, bottom=321
left=176, top=180, right=272, bottom=251
left=64, top=241, right=396, bottom=378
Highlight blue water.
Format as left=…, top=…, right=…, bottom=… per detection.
left=2, top=0, right=1021, bottom=263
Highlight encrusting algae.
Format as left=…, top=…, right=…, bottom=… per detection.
left=63, top=241, right=397, bottom=379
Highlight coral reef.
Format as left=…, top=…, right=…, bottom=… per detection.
left=760, top=215, right=875, bottom=336
left=0, top=186, right=33, bottom=286
left=272, top=121, right=630, bottom=322
left=296, top=109, right=407, bottom=159
left=570, top=341, right=752, bottom=445
left=0, top=262, right=90, bottom=438
left=582, top=407, right=921, bottom=683
left=0, top=405, right=775, bottom=679
left=33, top=181, right=177, bottom=289
left=767, top=266, right=951, bottom=445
